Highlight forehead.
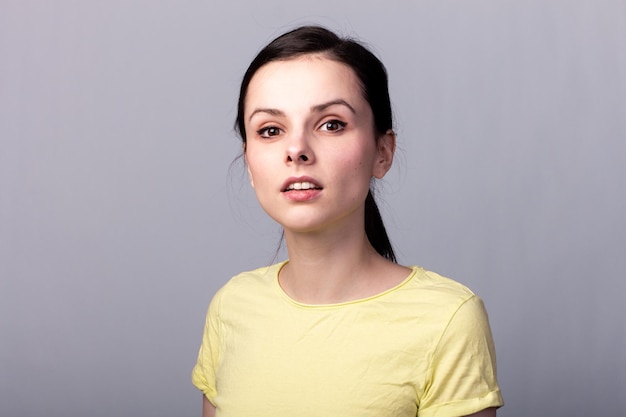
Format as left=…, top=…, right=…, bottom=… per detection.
left=245, top=55, right=365, bottom=112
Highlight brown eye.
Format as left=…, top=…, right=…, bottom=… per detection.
left=258, top=126, right=281, bottom=138
left=320, top=120, right=347, bottom=132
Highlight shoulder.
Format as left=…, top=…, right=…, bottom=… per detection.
left=387, top=266, right=495, bottom=340
left=400, top=266, right=478, bottom=309
left=372, top=266, right=489, bottom=341
left=210, top=262, right=285, bottom=316
left=222, top=262, right=283, bottom=290
left=406, top=269, right=496, bottom=365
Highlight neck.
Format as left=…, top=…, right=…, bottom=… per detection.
left=280, top=224, right=390, bottom=304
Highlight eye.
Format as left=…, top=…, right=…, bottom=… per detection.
left=257, top=126, right=282, bottom=138
left=319, top=119, right=347, bottom=132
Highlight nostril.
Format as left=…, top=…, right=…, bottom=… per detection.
left=300, top=155, right=308, bottom=162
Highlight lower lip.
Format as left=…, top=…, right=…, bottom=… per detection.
left=283, top=189, right=322, bottom=202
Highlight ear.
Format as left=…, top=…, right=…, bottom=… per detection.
left=372, top=129, right=396, bottom=179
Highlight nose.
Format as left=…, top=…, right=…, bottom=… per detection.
left=285, top=131, right=314, bottom=164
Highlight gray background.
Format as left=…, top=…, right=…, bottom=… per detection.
left=1, top=1, right=624, bottom=416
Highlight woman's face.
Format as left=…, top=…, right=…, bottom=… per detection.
left=243, top=55, right=393, bottom=235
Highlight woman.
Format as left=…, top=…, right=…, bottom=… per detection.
left=192, top=25, right=503, bottom=417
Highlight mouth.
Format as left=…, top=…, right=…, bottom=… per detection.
left=281, top=178, right=323, bottom=192
left=283, top=181, right=323, bottom=192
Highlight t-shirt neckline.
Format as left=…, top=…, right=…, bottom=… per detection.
left=272, top=260, right=419, bottom=309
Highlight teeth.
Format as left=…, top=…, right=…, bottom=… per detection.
left=288, top=182, right=316, bottom=190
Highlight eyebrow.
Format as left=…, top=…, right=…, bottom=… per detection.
left=312, top=99, right=356, bottom=114
left=248, top=108, right=285, bottom=122
left=248, top=99, right=356, bottom=122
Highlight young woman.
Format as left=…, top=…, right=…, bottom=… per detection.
left=192, top=26, right=503, bottom=417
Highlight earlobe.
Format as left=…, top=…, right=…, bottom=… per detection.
left=372, top=129, right=396, bottom=179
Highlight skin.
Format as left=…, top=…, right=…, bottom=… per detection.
left=245, top=56, right=388, bottom=235
left=201, top=54, right=497, bottom=416
left=202, top=396, right=215, bottom=417
left=244, top=55, right=409, bottom=304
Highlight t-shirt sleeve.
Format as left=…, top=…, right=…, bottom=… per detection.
left=191, top=290, right=222, bottom=404
left=418, top=295, right=504, bottom=417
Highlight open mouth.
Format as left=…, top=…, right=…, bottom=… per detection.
left=283, top=181, right=323, bottom=192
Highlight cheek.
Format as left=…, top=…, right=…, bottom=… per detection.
left=341, top=143, right=377, bottom=176
left=245, top=146, right=271, bottom=176
left=331, top=151, right=375, bottom=197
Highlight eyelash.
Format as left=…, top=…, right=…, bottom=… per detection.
left=320, top=119, right=347, bottom=132
left=255, top=119, right=347, bottom=139
left=257, top=126, right=281, bottom=138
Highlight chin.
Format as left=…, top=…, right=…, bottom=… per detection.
left=267, top=215, right=326, bottom=234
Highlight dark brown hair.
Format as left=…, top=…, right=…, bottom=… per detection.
left=236, top=26, right=397, bottom=262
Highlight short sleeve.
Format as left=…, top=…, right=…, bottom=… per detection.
left=191, top=291, right=222, bottom=405
left=418, top=295, right=504, bottom=417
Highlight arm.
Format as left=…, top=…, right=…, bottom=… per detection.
left=464, top=407, right=496, bottom=417
left=195, top=293, right=222, bottom=417
left=421, top=296, right=503, bottom=416
left=202, top=395, right=216, bottom=417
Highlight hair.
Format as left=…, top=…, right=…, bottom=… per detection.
left=235, top=25, right=397, bottom=262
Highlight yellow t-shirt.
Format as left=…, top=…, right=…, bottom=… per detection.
left=192, top=262, right=503, bottom=417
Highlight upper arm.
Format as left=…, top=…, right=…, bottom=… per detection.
left=464, top=407, right=497, bottom=417
left=202, top=395, right=216, bottom=417
left=192, top=292, right=223, bottom=408
left=420, top=296, right=503, bottom=416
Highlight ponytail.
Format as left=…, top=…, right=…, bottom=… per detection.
left=364, top=189, right=396, bottom=262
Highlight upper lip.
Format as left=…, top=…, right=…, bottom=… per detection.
left=281, top=176, right=323, bottom=192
